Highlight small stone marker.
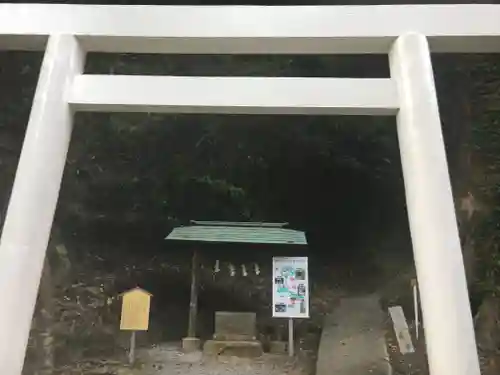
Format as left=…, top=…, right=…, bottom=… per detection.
left=388, top=305, right=415, bottom=354
left=120, top=287, right=153, bottom=365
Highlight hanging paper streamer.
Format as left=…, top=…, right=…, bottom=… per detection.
left=228, top=263, right=236, bottom=277
left=254, top=263, right=261, bottom=275
left=241, top=264, right=248, bottom=277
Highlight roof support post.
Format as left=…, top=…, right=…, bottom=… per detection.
left=182, top=249, right=201, bottom=352
left=389, top=33, right=480, bottom=375
left=188, top=249, right=199, bottom=338
left=0, top=35, right=85, bottom=375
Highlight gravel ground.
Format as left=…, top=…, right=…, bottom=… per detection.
left=53, top=342, right=310, bottom=375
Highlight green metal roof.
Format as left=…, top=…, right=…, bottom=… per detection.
left=165, top=221, right=307, bottom=245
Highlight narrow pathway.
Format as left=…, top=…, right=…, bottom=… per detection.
left=316, top=294, right=390, bottom=375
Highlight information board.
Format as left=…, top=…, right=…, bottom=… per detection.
left=120, top=287, right=152, bottom=331
left=272, top=256, right=309, bottom=319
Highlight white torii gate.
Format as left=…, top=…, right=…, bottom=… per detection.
left=0, top=4, right=499, bottom=375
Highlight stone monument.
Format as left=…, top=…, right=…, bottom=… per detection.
left=204, top=311, right=263, bottom=357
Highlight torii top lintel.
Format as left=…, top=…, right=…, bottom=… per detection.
left=1, top=4, right=500, bottom=54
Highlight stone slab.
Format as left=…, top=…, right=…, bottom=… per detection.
left=213, top=333, right=256, bottom=341
left=203, top=340, right=263, bottom=358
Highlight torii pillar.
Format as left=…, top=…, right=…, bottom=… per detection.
left=0, top=35, right=85, bottom=375
left=390, top=33, right=480, bottom=375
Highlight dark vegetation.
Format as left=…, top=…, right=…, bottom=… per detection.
left=0, top=1, right=499, bottom=374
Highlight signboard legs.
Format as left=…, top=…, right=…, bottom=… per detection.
left=128, top=331, right=136, bottom=365
left=188, top=250, right=199, bottom=338
left=182, top=250, right=201, bottom=352
left=288, top=318, right=294, bottom=357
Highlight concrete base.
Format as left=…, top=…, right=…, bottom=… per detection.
left=203, top=340, right=263, bottom=358
left=269, top=341, right=288, bottom=354
left=182, top=337, right=201, bottom=353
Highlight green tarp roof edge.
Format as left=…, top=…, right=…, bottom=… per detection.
left=165, top=222, right=307, bottom=245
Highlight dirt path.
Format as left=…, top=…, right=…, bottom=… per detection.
left=65, top=343, right=308, bottom=375
left=133, top=344, right=304, bottom=375
left=316, top=294, right=391, bottom=375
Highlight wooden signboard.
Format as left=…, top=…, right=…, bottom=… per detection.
left=120, top=287, right=152, bottom=331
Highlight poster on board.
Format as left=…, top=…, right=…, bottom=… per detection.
left=272, top=256, right=309, bottom=319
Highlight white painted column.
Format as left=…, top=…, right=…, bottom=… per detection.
left=0, top=35, right=84, bottom=375
left=389, top=33, right=480, bottom=375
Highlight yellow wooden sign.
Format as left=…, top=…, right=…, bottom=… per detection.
left=120, top=287, right=152, bottom=331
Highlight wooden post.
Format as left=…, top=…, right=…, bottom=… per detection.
left=128, top=331, right=136, bottom=365
left=412, top=279, right=419, bottom=340
left=187, top=250, right=199, bottom=338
